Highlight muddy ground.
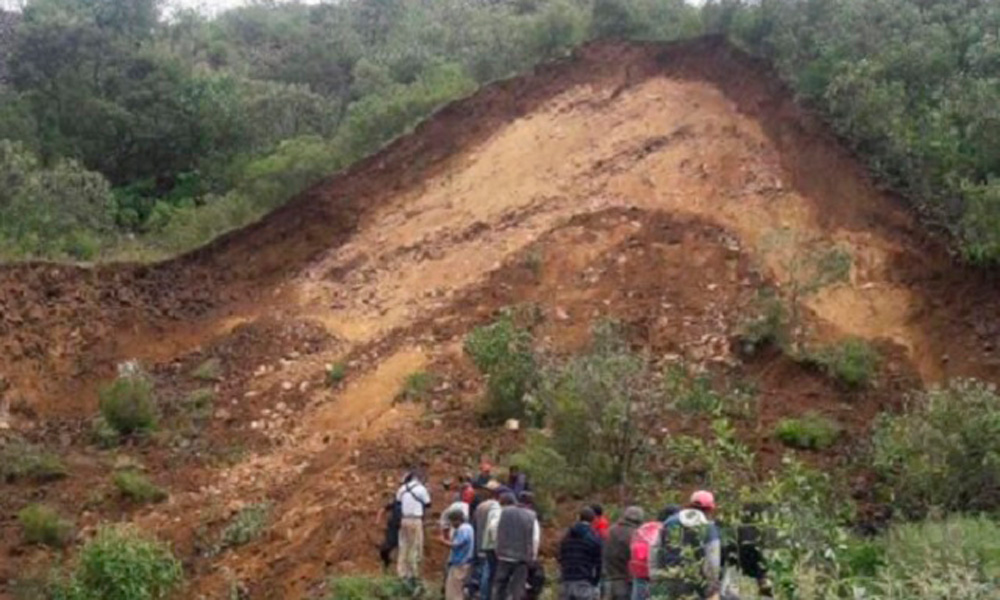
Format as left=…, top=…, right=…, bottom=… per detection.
left=1, top=37, right=999, bottom=599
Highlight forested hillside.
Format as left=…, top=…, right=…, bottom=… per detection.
left=1, top=0, right=999, bottom=264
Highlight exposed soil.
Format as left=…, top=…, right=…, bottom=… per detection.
left=1, top=37, right=999, bottom=599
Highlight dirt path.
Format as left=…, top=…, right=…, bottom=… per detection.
left=2, top=37, right=999, bottom=599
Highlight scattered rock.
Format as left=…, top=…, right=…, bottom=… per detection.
left=281, top=381, right=294, bottom=391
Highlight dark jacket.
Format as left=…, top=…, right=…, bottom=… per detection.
left=559, top=522, right=603, bottom=585
left=604, top=520, right=639, bottom=581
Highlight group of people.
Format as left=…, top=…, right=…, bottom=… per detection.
left=378, top=463, right=771, bottom=600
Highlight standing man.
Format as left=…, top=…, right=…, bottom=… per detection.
left=475, top=481, right=503, bottom=600
left=558, top=506, right=603, bottom=600
left=493, top=491, right=540, bottom=600
left=603, top=506, right=644, bottom=599
left=649, top=491, right=721, bottom=600
left=396, top=471, right=432, bottom=589
left=440, top=510, right=476, bottom=600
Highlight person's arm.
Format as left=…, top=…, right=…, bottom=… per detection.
left=592, top=537, right=603, bottom=585
left=531, top=518, right=540, bottom=561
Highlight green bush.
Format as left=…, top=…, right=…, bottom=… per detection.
left=464, top=314, right=539, bottom=423
left=738, top=289, right=788, bottom=354
left=775, top=414, right=842, bottom=450
left=872, top=379, right=1000, bottom=517
left=52, top=525, right=182, bottom=600
left=0, top=439, right=68, bottom=483
left=326, top=363, right=347, bottom=386
left=98, top=375, right=157, bottom=436
left=191, top=358, right=222, bottom=382
left=325, top=575, right=410, bottom=600
left=113, top=471, right=168, bottom=504
left=217, top=502, right=272, bottom=553
left=398, top=371, right=436, bottom=403
left=18, top=504, right=73, bottom=548
left=808, top=338, right=879, bottom=388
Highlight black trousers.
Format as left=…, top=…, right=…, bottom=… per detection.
left=492, top=559, right=529, bottom=600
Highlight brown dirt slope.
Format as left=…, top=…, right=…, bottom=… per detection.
left=1, top=36, right=1000, bottom=599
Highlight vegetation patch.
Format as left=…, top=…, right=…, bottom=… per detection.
left=191, top=358, right=222, bottom=382
left=464, top=313, right=539, bottom=423
left=873, top=379, right=1000, bottom=518
left=806, top=338, right=880, bottom=389
left=217, top=502, right=272, bottom=553
left=325, top=575, right=410, bottom=600
left=50, top=524, right=182, bottom=600
left=98, top=373, right=157, bottom=436
left=113, top=470, right=168, bottom=504
left=397, top=371, right=436, bottom=403
left=0, top=438, right=67, bottom=483
left=775, top=414, right=843, bottom=450
left=326, top=362, right=347, bottom=387
left=18, top=504, right=73, bottom=548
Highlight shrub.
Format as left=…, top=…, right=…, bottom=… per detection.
left=775, top=414, right=843, bottom=450
left=98, top=374, right=157, bottom=436
left=183, top=388, right=215, bottom=420
left=113, top=471, right=167, bottom=504
left=738, top=289, right=788, bottom=354
left=89, top=416, right=121, bottom=449
left=808, top=338, right=879, bottom=388
left=53, top=525, right=182, bottom=600
left=872, top=379, right=1000, bottom=517
left=325, top=575, right=409, bottom=600
left=464, top=314, right=539, bottom=423
left=398, top=371, right=435, bottom=403
left=191, top=358, right=222, bottom=382
left=326, top=363, right=347, bottom=386
left=18, top=504, right=73, bottom=548
left=666, top=365, right=723, bottom=415
left=0, top=439, right=67, bottom=483
left=217, top=502, right=272, bottom=552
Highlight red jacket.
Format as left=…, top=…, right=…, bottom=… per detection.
left=592, top=515, right=611, bottom=541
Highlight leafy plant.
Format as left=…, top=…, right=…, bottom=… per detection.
left=775, top=414, right=842, bottom=450
left=738, top=288, right=788, bottom=354
left=325, top=575, right=410, bottom=600
left=807, top=338, right=880, bottom=389
left=217, top=502, right=272, bottom=553
left=0, top=439, right=68, bottom=483
left=397, top=371, right=436, bottom=403
left=872, top=379, right=1000, bottom=517
left=326, top=363, right=347, bottom=386
left=51, top=525, right=182, bottom=600
left=113, top=470, right=168, bottom=504
left=98, top=373, right=157, bottom=436
left=464, top=314, right=539, bottom=423
left=18, top=504, right=73, bottom=548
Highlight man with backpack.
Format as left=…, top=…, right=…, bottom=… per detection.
left=649, top=491, right=721, bottom=600
left=630, top=506, right=679, bottom=600
left=396, top=471, right=432, bottom=587
left=558, top=506, right=603, bottom=599
left=603, top=506, right=644, bottom=599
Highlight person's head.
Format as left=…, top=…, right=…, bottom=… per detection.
left=690, top=490, right=716, bottom=514
left=579, top=506, right=596, bottom=523
left=442, top=477, right=453, bottom=492
left=623, top=506, right=645, bottom=525
left=461, top=484, right=475, bottom=504
left=448, top=510, right=466, bottom=527
left=499, top=492, right=517, bottom=507
left=590, top=503, right=603, bottom=517
left=485, top=480, right=502, bottom=497
left=518, top=491, right=535, bottom=508
left=480, top=460, right=493, bottom=474
left=509, top=464, right=520, bottom=475
left=402, top=471, right=415, bottom=484
left=658, top=504, right=682, bottom=522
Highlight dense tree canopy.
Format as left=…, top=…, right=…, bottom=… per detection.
left=0, top=0, right=998, bottom=263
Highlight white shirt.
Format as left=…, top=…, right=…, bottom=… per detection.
left=396, top=480, right=431, bottom=518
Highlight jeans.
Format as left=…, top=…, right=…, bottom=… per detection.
left=480, top=551, right=498, bottom=600
left=631, top=579, right=650, bottom=600
left=604, top=579, right=632, bottom=600
left=492, top=559, right=529, bottom=600
left=560, top=581, right=599, bottom=600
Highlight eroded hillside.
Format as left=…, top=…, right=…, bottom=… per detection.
left=2, top=37, right=999, bottom=599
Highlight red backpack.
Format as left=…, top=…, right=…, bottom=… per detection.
left=628, top=521, right=663, bottom=579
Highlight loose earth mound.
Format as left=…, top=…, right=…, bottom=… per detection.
left=1, top=37, right=998, bottom=599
